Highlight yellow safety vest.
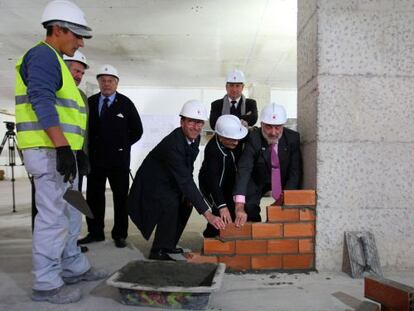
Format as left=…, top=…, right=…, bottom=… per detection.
left=15, top=41, right=86, bottom=150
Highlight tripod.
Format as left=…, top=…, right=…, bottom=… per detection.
left=0, top=122, right=24, bottom=213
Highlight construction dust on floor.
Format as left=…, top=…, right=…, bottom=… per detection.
left=0, top=178, right=413, bottom=311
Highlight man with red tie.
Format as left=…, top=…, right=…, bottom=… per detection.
left=233, top=103, right=303, bottom=222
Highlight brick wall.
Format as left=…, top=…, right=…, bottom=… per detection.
left=186, top=190, right=317, bottom=272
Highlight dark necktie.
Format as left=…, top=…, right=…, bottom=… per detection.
left=230, top=100, right=237, bottom=115
left=270, top=143, right=282, bottom=201
left=100, top=97, right=109, bottom=117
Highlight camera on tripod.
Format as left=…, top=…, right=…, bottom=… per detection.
left=4, top=121, right=15, bottom=133
left=0, top=120, right=24, bottom=212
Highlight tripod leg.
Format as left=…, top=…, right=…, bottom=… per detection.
left=0, top=134, right=8, bottom=155
left=11, top=165, right=16, bottom=213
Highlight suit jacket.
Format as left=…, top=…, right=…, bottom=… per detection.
left=128, top=127, right=210, bottom=240
left=88, top=92, right=143, bottom=170
left=234, top=127, right=302, bottom=198
left=209, top=96, right=258, bottom=130
left=199, top=135, right=239, bottom=210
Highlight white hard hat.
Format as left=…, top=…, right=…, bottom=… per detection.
left=215, top=115, right=248, bottom=140
left=179, top=100, right=208, bottom=121
left=226, top=69, right=245, bottom=84
left=41, top=0, right=92, bottom=38
left=96, top=64, right=119, bottom=80
left=63, top=50, right=89, bottom=69
left=260, top=103, right=287, bottom=125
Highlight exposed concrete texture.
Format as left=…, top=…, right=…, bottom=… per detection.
left=298, top=0, right=414, bottom=271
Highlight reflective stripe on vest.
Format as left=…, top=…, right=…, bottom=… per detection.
left=15, top=41, right=86, bottom=150
left=15, top=95, right=86, bottom=114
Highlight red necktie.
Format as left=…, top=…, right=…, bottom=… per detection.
left=271, top=143, right=282, bottom=200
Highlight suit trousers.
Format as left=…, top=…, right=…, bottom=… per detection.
left=245, top=187, right=265, bottom=222
left=23, top=148, right=90, bottom=290
left=152, top=200, right=193, bottom=250
left=86, top=166, right=129, bottom=240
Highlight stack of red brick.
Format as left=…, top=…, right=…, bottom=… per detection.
left=186, top=190, right=317, bottom=271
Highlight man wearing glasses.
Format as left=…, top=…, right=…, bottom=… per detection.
left=128, top=100, right=226, bottom=261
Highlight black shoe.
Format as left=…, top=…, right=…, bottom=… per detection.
left=149, top=249, right=174, bottom=261
left=77, top=234, right=105, bottom=245
left=164, top=247, right=184, bottom=254
left=80, top=245, right=89, bottom=253
left=114, top=239, right=127, bottom=248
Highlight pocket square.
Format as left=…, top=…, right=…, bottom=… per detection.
left=116, top=113, right=124, bottom=118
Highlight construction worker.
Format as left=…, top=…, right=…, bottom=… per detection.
left=15, top=0, right=106, bottom=304
left=63, top=50, right=90, bottom=191
left=209, top=69, right=258, bottom=130
left=63, top=50, right=88, bottom=102
left=128, top=100, right=226, bottom=260
left=233, top=103, right=303, bottom=221
left=78, top=64, right=143, bottom=248
left=63, top=50, right=90, bottom=254
left=199, top=115, right=249, bottom=237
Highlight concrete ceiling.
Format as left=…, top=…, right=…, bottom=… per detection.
left=0, top=0, right=297, bottom=111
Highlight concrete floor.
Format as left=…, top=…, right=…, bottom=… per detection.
left=0, top=178, right=413, bottom=311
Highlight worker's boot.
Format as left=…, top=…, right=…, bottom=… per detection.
left=32, top=286, right=81, bottom=304
left=62, top=267, right=108, bottom=285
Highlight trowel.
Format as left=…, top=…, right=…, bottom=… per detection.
left=63, top=179, right=94, bottom=219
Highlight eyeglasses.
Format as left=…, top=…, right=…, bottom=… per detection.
left=184, top=118, right=204, bottom=126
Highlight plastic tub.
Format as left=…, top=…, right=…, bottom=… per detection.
left=106, top=260, right=225, bottom=309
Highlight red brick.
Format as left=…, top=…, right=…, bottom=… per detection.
left=300, top=208, right=316, bottom=221
left=251, top=255, right=282, bottom=270
left=235, top=240, right=267, bottom=255
left=268, top=239, right=298, bottom=254
left=364, top=276, right=414, bottom=311
left=283, top=254, right=314, bottom=269
left=284, top=222, right=315, bottom=237
left=252, top=223, right=283, bottom=239
left=203, top=239, right=235, bottom=255
left=219, top=222, right=252, bottom=240
left=266, top=206, right=299, bottom=222
left=219, top=255, right=251, bottom=270
left=298, top=239, right=314, bottom=253
left=284, top=190, right=316, bottom=206
left=185, top=252, right=218, bottom=264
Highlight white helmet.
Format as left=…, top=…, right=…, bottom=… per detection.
left=179, top=100, right=208, bottom=121
left=215, top=115, right=248, bottom=140
left=260, top=103, right=287, bottom=125
left=63, top=50, right=89, bottom=69
left=41, top=0, right=92, bottom=38
left=96, top=64, right=119, bottom=80
left=226, top=69, right=245, bottom=84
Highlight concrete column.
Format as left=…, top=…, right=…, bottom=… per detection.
left=247, top=83, right=271, bottom=126
left=298, top=0, right=414, bottom=270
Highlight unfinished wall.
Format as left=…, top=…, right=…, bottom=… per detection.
left=297, top=0, right=414, bottom=270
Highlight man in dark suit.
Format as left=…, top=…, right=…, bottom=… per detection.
left=233, top=103, right=302, bottom=221
left=128, top=100, right=225, bottom=260
left=78, top=64, right=143, bottom=248
left=209, top=69, right=258, bottom=130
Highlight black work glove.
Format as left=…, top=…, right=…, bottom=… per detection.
left=76, top=150, right=90, bottom=176
left=56, top=146, right=77, bottom=183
